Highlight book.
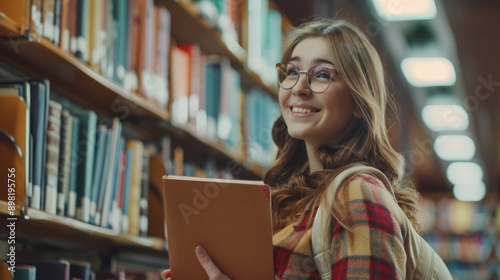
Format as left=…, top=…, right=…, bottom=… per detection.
left=42, top=0, right=56, bottom=42
left=68, top=261, right=91, bottom=280
left=26, top=80, right=50, bottom=211
left=57, top=109, right=73, bottom=216
left=0, top=91, right=29, bottom=216
left=0, top=80, right=51, bottom=211
left=139, top=149, right=150, bottom=236
left=120, top=148, right=133, bottom=233
left=124, top=139, right=145, bottom=235
left=162, top=176, right=274, bottom=280
left=44, top=100, right=63, bottom=215
left=13, top=265, right=36, bottom=280
left=72, top=107, right=98, bottom=223
left=1, top=260, right=13, bottom=280
left=147, top=154, right=166, bottom=239
left=18, top=260, right=70, bottom=280
left=0, top=0, right=30, bottom=35
left=89, top=124, right=107, bottom=224
left=98, top=117, right=122, bottom=228
left=67, top=117, right=80, bottom=218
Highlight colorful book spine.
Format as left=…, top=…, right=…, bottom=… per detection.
left=44, top=100, right=63, bottom=215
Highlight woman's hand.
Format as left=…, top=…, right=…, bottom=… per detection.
left=161, top=246, right=230, bottom=280
left=195, top=246, right=230, bottom=280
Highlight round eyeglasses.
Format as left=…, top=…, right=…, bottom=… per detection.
left=276, top=63, right=339, bottom=93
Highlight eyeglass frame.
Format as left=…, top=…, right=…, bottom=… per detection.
left=275, top=62, right=340, bottom=93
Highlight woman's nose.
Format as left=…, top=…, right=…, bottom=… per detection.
left=292, top=73, right=312, bottom=96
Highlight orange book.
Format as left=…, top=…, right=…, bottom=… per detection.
left=0, top=95, right=28, bottom=216
left=147, top=154, right=166, bottom=239
left=0, top=0, right=30, bottom=35
left=162, top=176, right=274, bottom=280
left=170, top=45, right=190, bottom=125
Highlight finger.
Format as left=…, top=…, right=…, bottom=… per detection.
left=195, top=246, right=228, bottom=279
left=161, top=269, right=172, bottom=280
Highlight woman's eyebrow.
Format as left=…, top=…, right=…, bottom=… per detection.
left=313, top=58, right=335, bottom=65
left=288, top=57, right=334, bottom=66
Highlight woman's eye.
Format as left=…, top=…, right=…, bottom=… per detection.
left=286, top=68, right=299, bottom=76
left=313, top=68, right=332, bottom=79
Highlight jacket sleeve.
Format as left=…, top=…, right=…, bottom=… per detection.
left=328, top=174, right=408, bottom=279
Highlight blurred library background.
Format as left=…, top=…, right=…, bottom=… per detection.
left=0, top=0, right=499, bottom=279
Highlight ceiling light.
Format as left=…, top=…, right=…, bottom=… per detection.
left=446, top=162, right=483, bottom=185
left=421, top=104, right=469, bottom=131
left=401, top=57, right=456, bottom=87
left=434, top=135, right=475, bottom=161
left=372, top=0, right=437, bottom=21
left=453, top=181, right=486, bottom=201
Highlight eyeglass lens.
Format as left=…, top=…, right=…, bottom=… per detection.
left=277, top=63, right=333, bottom=93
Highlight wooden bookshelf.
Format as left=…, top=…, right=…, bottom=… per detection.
left=155, top=0, right=278, bottom=97
left=0, top=201, right=167, bottom=256
left=0, top=10, right=271, bottom=181
left=134, top=120, right=268, bottom=179
left=0, top=18, right=169, bottom=122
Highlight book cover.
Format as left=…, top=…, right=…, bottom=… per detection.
left=147, top=154, right=166, bottom=239
left=120, top=148, right=133, bottom=233
left=13, top=265, right=36, bottom=280
left=124, top=139, right=144, bottom=235
left=1, top=261, right=13, bottom=280
left=138, top=149, right=150, bottom=237
left=44, top=99, right=63, bottom=215
left=67, top=117, right=80, bottom=218
left=0, top=80, right=53, bottom=211
left=99, top=117, right=122, bottom=228
left=162, top=176, right=274, bottom=280
left=42, top=0, right=56, bottom=42
left=72, top=107, right=98, bottom=223
left=28, top=80, right=50, bottom=211
left=94, top=126, right=112, bottom=226
left=109, top=136, right=125, bottom=231
left=75, top=0, right=89, bottom=62
left=69, top=260, right=91, bottom=280
left=0, top=90, right=29, bottom=216
left=18, top=260, right=69, bottom=280
left=57, top=109, right=73, bottom=216
left=0, top=0, right=30, bottom=35
left=89, top=124, right=106, bottom=224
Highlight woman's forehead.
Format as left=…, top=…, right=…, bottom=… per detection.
left=290, top=37, right=335, bottom=66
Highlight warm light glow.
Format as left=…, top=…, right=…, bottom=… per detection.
left=453, top=181, right=486, bottom=201
left=446, top=162, right=483, bottom=185
left=434, top=135, right=475, bottom=161
left=372, top=0, right=437, bottom=21
left=421, top=105, right=469, bottom=132
left=401, top=57, right=456, bottom=87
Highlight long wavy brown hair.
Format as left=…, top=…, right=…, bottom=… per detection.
left=264, top=19, right=421, bottom=232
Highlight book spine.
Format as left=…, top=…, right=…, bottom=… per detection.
left=67, top=117, right=80, bottom=218
left=44, top=100, right=62, bottom=215
left=139, top=150, right=150, bottom=237
left=57, top=109, right=72, bottom=216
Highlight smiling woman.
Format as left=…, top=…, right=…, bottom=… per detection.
left=264, top=18, right=452, bottom=280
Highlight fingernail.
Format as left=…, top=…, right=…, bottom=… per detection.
left=167, top=278, right=172, bottom=280
left=195, top=246, right=205, bottom=256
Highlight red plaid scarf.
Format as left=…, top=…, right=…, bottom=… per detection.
left=273, top=174, right=408, bottom=279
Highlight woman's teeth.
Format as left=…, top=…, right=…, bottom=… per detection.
left=292, top=107, right=314, bottom=114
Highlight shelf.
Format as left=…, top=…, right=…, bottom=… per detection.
left=155, top=0, right=278, bottom=97
left=0, top=18, right=169, bottom=122
left=0, top=201, right=168, bottom=256
left=137, top=120, right=269, bottom=179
